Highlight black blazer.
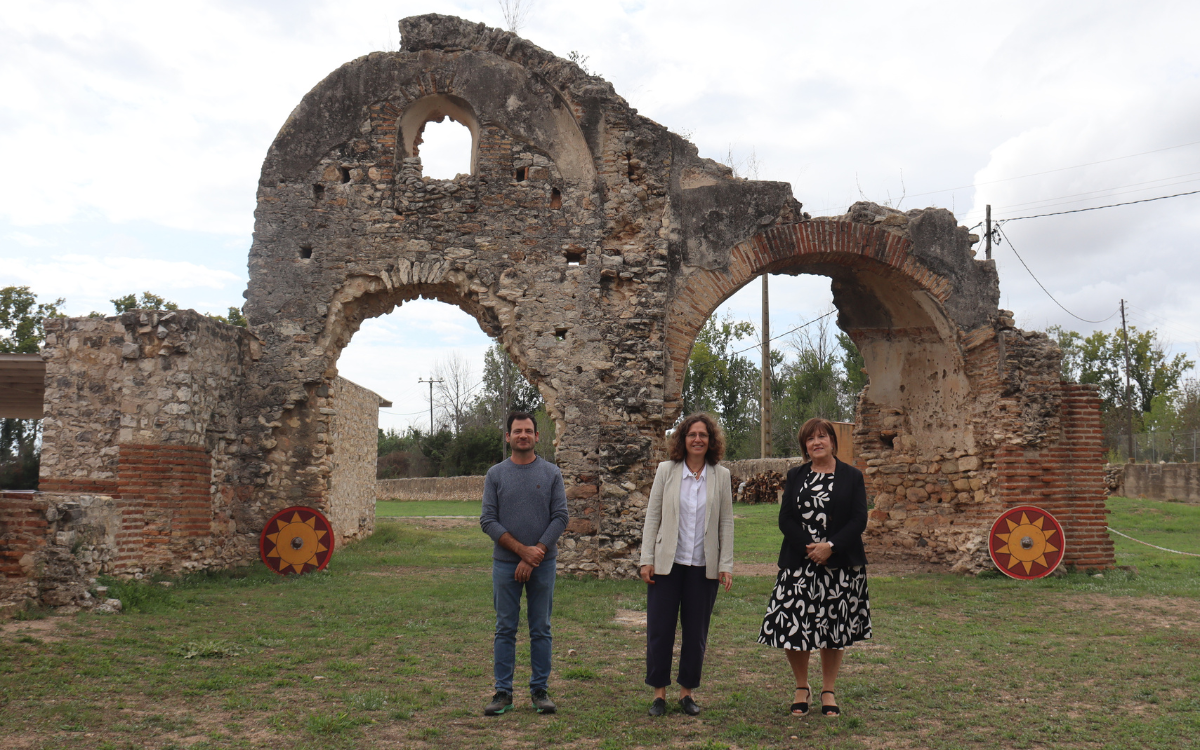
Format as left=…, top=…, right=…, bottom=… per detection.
left=777, top=458, right=869, bottom=569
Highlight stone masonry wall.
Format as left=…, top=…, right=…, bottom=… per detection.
left=377, top=476, right=486, bottom=501
left=327, top=376, right=381, bottom=542
left=233, top=14, right=1113, bottom=577
left=38, top=311, right=258, bottom=577
left=1119, top=463, right=1200, bottom=504
left=1, top=491, right=120, bottom=611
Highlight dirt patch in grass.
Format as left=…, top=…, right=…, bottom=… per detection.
left=0, top=616, right=69, bottom=642
left=613, top=608, right=647, bottom=627
left=391, top=517, right=477, bottom=528
left=1061, top=593, right=1200, bottom=631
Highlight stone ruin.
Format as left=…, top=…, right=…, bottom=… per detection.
left=1, top=14, right=1113, bottom=608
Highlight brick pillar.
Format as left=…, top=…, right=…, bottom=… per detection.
left=995, top=383, right=1114, bottom=569
left=112, top=444, right=213, bottom=574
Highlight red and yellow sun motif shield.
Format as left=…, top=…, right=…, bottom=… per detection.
left=988, top=505, right=1065, bottom=579
left=259, top=506, right=335, bottom=575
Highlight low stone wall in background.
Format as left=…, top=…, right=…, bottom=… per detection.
left=1117, top=463, right=1200, bottom=504
left=377, top=476, right=487, bottom=502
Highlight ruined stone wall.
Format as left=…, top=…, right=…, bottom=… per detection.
left=377, top=476, right=486, bottom=501
left=37, top=311, right=260, bottom=577
left=233, top=14, right=1113, bottom=576
left=0, top=491, right=119, bottom=611
left=25, top=14, right=1115, bottom=591
left=327, top=376, right=380, bottom=542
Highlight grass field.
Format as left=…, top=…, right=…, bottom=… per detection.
left=376, top=500, right=480, bottom=518
left=1, top=498, right=1197, bottom=749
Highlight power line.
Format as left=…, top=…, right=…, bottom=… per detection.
left=992, top=224, right=1118, bottom=325
left=685, top=310, right=838, bottom=378
left=960, top=172, right=1200, bottom=222
left=904, top=139, right=1200, bottom=201
left=997, top=188, right=1200, bottom=223
left=811, top=139, right=1200, bottom=216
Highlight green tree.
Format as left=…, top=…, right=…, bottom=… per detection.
left=772, top=314, right=854, bottom=455
left=1, top=286, right=64, bottom=488
left=1051, top=324, right=1194, bottom=453
left=110, top=291, right=179, bottom=313
left=682, top=316, right=761, bottom=458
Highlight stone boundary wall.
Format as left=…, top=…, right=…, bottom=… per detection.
left=328, top=377, right=381, bottom=541
left=1118, top=463, right=1200, bottom=504
left=377, top=476, right=487, bottom=502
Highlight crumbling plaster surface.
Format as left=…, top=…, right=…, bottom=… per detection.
left=239, top=14, right=1111, bottom=576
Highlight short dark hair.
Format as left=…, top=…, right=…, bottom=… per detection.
left=668, top=413, right=725, bottom=465
left=506, top=411, right=538, bottom=433
left=797, top=417, right=838, bottom=460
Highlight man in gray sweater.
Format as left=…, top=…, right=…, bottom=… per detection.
left=479, top=411, right=569, bottom=716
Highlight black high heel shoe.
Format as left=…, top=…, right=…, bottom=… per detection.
left=790, top=686, right=810, bottom=716
left=820, top=690, right=840, bottom=716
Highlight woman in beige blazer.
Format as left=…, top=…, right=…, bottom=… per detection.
left=638, top=413, right=734, bottom=717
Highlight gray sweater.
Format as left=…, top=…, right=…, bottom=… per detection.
left=480, top=456, right=570, bottom=562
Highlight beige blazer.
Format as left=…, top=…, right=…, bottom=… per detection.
left=638, top=460, right=734, bottom=579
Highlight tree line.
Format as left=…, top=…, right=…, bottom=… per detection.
left=377, top=344, right=555, bottom=479
left=1049, top=324, right=1197, bottom=460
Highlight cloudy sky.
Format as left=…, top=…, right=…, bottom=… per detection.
left=3, top=0, right=1199, bottom=430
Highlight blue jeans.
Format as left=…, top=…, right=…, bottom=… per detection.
left=492, top=557, right=556, bottom=694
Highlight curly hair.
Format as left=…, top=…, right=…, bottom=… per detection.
left=668, top=413, right=726, bottom=465
left=797, top=417, right=839, bottom=461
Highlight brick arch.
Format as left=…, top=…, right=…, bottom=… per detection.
left=665, top=219, right=978, bottom=451
left=667, top=219, right=943, bottom=397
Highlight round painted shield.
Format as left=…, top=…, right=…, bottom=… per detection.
left=988, top=505, right=1065, bottom=579
left=259, top=506, right=335, bottom=575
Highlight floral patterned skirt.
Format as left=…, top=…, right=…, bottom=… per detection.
left=758, top=563, right=872, bottom=651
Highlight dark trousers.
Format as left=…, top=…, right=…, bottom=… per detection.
left=645, top=564, right=719, bottom=689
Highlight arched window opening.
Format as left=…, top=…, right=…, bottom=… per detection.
left=415, top=116, right=473, bottom=180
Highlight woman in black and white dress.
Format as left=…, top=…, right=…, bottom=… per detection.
left=758, top=417, right=871, bottom=717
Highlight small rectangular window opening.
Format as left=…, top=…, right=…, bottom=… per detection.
left=339, top=167, right=351, bottom=184
left=555, top=328, right=568, bottom=341
left=550, top=188, right=562, bottom=209
left=515, top=166, right=528, bottom=182
left=299, top=245, right=313, bottom=259
left=564, top=251, right=584, bottom=265
left=312, top=184, right=325, bottom=202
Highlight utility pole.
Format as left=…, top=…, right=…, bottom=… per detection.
left=417, top=377, right=443, bottom=435
left=760, top=274, right=773, bottom=458
left=1120, top=300, right=1135, bottom=462
left=985, top=204, right=992, bottom=260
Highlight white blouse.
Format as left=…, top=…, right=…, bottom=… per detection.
left=674, top=463, right=708, bottom=566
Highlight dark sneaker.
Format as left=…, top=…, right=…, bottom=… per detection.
left=680, top=695, right=701, bottom=716
left=648, top=697, right=667, bottom=716
left=484, top=691, right=513, bottom=716
left=531, top=688, right=557, bottom=714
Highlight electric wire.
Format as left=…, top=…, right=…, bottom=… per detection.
left=905, top=139, right=1200, bottom=201
left=993, top=223, right=1118, bottom=325
left=997, top=189, right=1200, bottom=222
left=684, top=310, right=838, bottom=378
left=959, top=172, right=1200, bottom=222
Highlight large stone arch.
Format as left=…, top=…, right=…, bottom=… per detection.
left=234, top=13, right=1114, bottom=576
